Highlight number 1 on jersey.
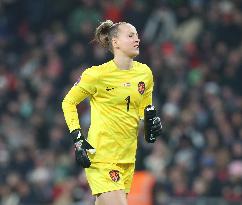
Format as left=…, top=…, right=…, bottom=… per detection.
left=125, top=96, right=130, bottom=111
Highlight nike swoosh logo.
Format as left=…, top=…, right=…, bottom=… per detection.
left=106, top=87, right=114, bottom=91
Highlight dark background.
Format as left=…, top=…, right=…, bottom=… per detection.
left=0, top=0, right=242, bottom=204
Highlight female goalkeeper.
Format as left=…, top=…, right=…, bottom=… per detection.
left=62, top=20, right=162, bottom=205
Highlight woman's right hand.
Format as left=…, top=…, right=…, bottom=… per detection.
left=71, top=129, right=96, bottom=168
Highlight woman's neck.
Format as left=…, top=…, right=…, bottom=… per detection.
left=113, top=55, right=133, bottom=70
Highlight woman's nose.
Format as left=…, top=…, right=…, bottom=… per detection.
left=135, top=38, right=140, bottom=43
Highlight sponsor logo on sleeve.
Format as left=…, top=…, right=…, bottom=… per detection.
left=74, top=76, right=81, bottom=86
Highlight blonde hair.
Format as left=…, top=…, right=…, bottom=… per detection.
left=94, top=20, right=126, bottom=52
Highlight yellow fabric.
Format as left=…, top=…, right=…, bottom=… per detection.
left=85, top=163, right=135, bottom=195
left=62, top=86, right=89, bottom=132
left=62, top=60, right=153, bottom=163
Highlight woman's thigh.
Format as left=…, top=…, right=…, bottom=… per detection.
left=95, top=190, right=127, bottom=205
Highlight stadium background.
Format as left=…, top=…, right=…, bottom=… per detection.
left=0, top=0, right=242, bottom=204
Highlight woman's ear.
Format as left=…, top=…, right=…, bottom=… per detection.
left=112, top=38, right=119, bottom=49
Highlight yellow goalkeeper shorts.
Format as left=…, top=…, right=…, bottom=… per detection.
left=85, top=162, right=135, bottom=195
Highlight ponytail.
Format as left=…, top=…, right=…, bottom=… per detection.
left=94, top=20, right=126, bottom=52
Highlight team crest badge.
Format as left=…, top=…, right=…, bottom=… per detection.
left=109, top=170, right=120, bottom=182
left=138, top=81, right=145, bottom=95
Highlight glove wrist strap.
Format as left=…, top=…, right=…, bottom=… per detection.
left=71, top=129, right=85, bottom=143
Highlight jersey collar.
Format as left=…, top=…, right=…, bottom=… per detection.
left=111, top=60, right=135, bottom=71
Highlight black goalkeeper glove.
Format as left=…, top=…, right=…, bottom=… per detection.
left=144, top=105, right=162, bottom=143
left=71, top=129, right=96, bottom=168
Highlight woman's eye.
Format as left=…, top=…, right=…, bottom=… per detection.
left=129, top=35, right=133, bottom=37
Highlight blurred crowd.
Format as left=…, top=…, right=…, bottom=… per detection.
left=0, top=0, right=242, bottom=204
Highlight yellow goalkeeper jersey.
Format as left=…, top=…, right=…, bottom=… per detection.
left=62, top=60, right=153, bottom=163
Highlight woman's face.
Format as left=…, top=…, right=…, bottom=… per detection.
left=113, top=23, right=140, bottom=58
